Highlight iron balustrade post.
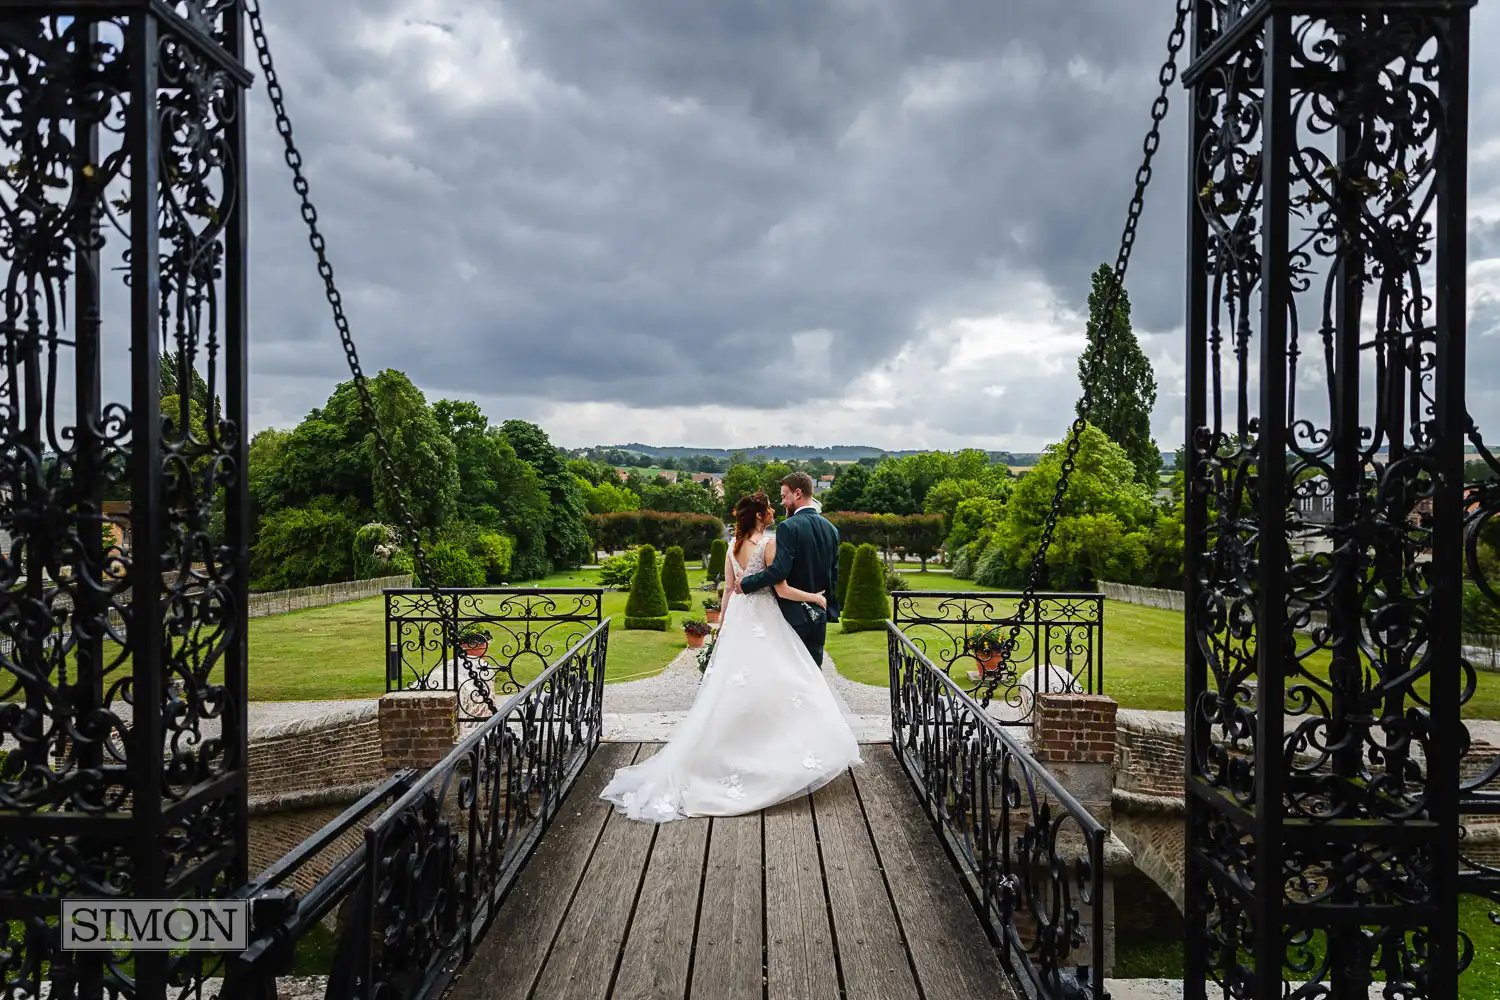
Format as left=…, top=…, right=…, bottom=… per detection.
left=1430, top=6, right=1471, bottom=996
left=1182, top=2, right=1476, bottom=996
left=0, top=7, right=254, bottom=997
left=1181, top=6, right=1213, bottom=997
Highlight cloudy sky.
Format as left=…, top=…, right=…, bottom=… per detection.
left=240, top=0, right=1500, bottom=453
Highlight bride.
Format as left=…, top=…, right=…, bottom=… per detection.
left=599, top=492, right=863, bottom=822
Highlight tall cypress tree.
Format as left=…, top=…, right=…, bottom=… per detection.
left=1076, top=264, right=1160, bottom=485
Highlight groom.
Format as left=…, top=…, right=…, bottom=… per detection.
left=739, top=472, right=841, bottom=665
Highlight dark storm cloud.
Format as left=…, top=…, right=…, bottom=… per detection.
left=243, top=0, right=1190, bottom=427
left=242, top=0, right=1500, bottom=446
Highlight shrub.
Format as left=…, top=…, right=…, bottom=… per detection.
left=837, top=542, right=856, bottom=608
left=841, top=544, right=890, bottom=633
left=707, top=537, right=728, bottom=583
left=949, top=546, right=974, bottom=580
left=662, top=546, right=693, bottom=611
left=682, top=619, right=713, bottom=637
left=353, top=521, right=403, bottom=579
left=624, top=545, right=671, bottom=630
left=421, top=540, right=484, bottom=589
left=598, top=549, right=638, bottom=589
left=473, top=531, right=515, bottom=584
left=586, top=511, right=722, bottom=558
left=251, top=499, right=358, bottom=590
left=885, top=567, right=910, bottom=593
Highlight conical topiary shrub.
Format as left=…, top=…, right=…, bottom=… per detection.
left=840, top=543, right=890, bottom=633
left=837, top=541, right=856, bottom=609
left=662, top=545, right=692, bottom=611
left=625, top=545, right=671, bottom=631
left=707, top=538, right=728, bottom=585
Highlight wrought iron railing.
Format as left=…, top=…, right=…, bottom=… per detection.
left=889, top=627, right=1107, bottom=1000
left=231, top=619, right=610, bottom=1000
left=385, top=588, right=603, bottom=722
left=891, top=591, right=1103, bottom=725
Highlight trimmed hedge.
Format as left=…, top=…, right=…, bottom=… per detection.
left=837, top=542, right=856, bottom=609
left=707, top=538, right=727, bottom=583
left=824, top=512, right=945, bottom=565
left=662, top=546, right=692, bottom=611
left=624, top=545, right=671, bottom=631
left=840, top=543, right=890, bottom=633
left=587, top=511, right=722, bottom=558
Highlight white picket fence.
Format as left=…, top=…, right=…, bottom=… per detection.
left=1099, top=580, right=1500, bottom=672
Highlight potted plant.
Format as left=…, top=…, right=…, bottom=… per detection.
left=702, top=595, right=722, bottom=624
left=966, top=625, right=1007, bottom=675
left=682, top=619, right=713, bottom=649
left=455, top=624, right=492, bottom=660
left=696, top=628, right=718, bottom=673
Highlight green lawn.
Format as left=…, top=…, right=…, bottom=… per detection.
left=1114, top=895, right=1500, bottom=999
left=237, top=567, right=717, bottom=700
left=39, top=565, right=1500, bottom=720
left=827, top=570, right=1500, bottom=720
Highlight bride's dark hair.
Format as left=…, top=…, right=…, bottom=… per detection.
left=732, top=492, right=772, bottom=562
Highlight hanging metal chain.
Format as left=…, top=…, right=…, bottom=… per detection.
left=995, top=0, right=1191, bottom=683
left=243, top=0, right=445, bottom=606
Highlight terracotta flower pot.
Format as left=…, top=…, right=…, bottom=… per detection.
left=705, top=609, right=721, bottom=624
left=686, top=632, right=706, bottom=649
left=460, top=641, right=489, bottom=660
left=974, top=650, right=1005, bottom=675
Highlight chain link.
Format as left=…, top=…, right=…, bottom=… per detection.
left=244, top=0, right=445, bottom=608
left=994, top=0, right=1191, bottom=688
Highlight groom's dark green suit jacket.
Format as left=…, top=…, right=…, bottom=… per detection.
left=738, top=506, right=842, bottom=627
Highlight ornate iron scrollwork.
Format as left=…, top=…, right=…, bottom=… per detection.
left=889, top=628, right=1107, bottom=999
left=384, top=588, right=603, bottom=723
left=1183, top=4, right=1478, bottom=997
left=891, top=591, right=1102, bottom=725
left=0, top=5, right=252, bottom=999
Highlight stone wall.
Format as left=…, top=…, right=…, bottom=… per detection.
left=245, top=694, right=458, bottom=915
left=1109, top=708, right=1500, bottom=913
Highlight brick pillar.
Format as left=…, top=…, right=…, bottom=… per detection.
left=1029, top=692, right=1119, bottom=977
left=378, top=691, right=458, bottom=770
left=1034, top=693, right=1118, bottom=766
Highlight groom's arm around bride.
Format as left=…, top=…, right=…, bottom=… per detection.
left=739, top=473, right=841, bottom=665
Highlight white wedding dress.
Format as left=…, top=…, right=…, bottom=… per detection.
left=599, top=532, right=863, bottom=822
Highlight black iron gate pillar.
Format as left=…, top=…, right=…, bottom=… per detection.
left=0, top=6, right=252, bottom=1000
left=1182, top=1, right=1473, bottom=997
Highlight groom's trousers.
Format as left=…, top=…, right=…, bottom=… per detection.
left=792, top=620, right=827, bottom=667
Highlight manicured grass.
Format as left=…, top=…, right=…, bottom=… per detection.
left=1113, top=895, right=1500, bottom=999
left=826, top=569, right=1500, bottom=719
left=37, top=567, right=718, bottom=702
left=238, top=567, right=716, bottom=700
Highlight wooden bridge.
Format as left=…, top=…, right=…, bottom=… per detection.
left=447, top=743, right=1016, bottom=1000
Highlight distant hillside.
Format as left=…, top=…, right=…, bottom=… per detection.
left=603, top=443, right=1043, bottom=465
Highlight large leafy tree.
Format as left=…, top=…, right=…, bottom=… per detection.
left=821, top=465, right=869, bottom=513
left=501, top=419, right=592, bottom=568
left=721, top=463, right=764, bottom=517
left=858, top=462, right=917, bottom=515
left=1077, top=264, right=1161, bottom=485
left=973, top=423, right=1159, bottom=589
left=369, top=370, right=459, bottom=534
left=434, top=400, right=552, bottom=579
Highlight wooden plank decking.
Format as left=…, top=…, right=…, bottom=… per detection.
left=449, top=743, right=1017, bottom=1000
